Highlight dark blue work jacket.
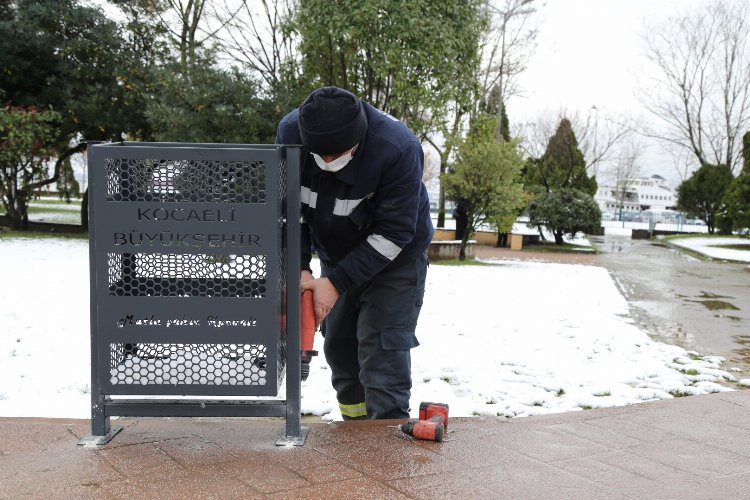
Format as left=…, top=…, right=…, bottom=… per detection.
left=276, top=102, right=434, bottom=293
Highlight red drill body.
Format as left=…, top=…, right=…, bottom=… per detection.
left=419, top=402, right=449, bottom=429
left=397, top=419, right=444, bottom=442
left=300, top=290, right=318, bottom=381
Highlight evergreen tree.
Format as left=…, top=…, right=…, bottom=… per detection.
left=722, top=132, right=750, bottom=231
left=0, top=0, right=153, bottom=227
left=147, top=65, right=277, bottom=144
left=677, top=163, right=734, bottom=234
left=0, top=106, right=59, bottom=229
left=525, top=118, right=597, bottom=195
left=479, top=84, right=510, bottom=142
left=526, top=188, right=601, bottom=245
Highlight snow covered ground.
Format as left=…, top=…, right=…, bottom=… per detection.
left=668, top=237, right=750, bottom=263
left=0, top=236, right=739, bottom=421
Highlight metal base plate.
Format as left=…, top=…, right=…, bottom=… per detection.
left=78, top=426, right=124, bottom=447
left=275, top=426, right=309, bottom=447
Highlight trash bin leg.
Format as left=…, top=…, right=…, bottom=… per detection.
left=276, top=353, right=308, bottom=446
left=79, top=397, right=123, bottom=446
left=276, top=401, right=308, bottom=446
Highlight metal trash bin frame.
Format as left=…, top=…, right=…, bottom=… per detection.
left=83, top=141, right=305, bottom=446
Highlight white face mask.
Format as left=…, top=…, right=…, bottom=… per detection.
left=311, top=147, right=355, bottom=172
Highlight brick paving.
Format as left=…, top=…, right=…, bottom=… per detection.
left=475, top=244, right=600, bottom=265
left=1, top=391, right=749, bottom=498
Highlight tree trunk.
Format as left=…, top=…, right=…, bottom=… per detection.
left=7, top=195, right=29, bottom=230
left=459, top=231, right=471, bottom=261
left=81, top=188, right=89, bottom=231
left=437, top=151, right=448, bottom=228
left=554, top=229, right=564, bottom=244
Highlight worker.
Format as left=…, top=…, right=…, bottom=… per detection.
left=276, top=86, right=434, bottom=419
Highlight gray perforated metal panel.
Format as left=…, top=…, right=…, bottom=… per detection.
left=87, top=142, right=302, bottom=441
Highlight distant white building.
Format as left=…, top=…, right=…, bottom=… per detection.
left=595, top=175, right=677, bottom=216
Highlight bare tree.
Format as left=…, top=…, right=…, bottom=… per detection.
left=149, top=0, right=243, bottom=75
left=424, top=101, right=469, bottom=228
left=642, top=0, right=750, bottom=174
left=516, top=107, right=630, bottom=175
left=577, top=107, right=632, bottom=178
left=609, top=137, right=643, bottom=219
left=480, top=0, right=540, bottom=141
left=219, top=0, right=299, bottom=93
left=664, top=146, right=697, bottom=185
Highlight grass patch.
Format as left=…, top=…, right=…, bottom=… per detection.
left=440, top=375, right=460, bottom=385
left=683, top=369, right=701, bottom=376
left=710, top=243, right=750, bottom=251
left=669, top=390, right=692, bottom=398
left=0, top=229, right=87, bottom=240
left=26, top=205, right=80, bottom=215
left=30, top=196, right=83, bottom=205
left=2, top=198, right=82, bottom=214
left=522, top=241, right=597, bottom=254
left=579, top=405, right=593, bottom=410
left=662, top=233, right=740, bottom=241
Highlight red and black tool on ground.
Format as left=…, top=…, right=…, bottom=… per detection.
left=419, top=402, right=449, bottom=430
left=391, top=402, right=450, bottom=442
left=300, top=290, right=318, bottom=381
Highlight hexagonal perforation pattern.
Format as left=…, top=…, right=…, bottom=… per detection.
left=105, top=157, right=266, bottom=203
left=107, top=253, right=267, bottom=297
left=276, top=156, right=288, bottom=385
left=109, top=343, right=267, bottom=386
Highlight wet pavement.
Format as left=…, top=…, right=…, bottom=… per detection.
left=590, top=235, right=750, bottom=379
left=1, top=390, right=749, bottom=498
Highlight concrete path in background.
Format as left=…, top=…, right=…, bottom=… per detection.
left=1, top=391, right=749, bottom=498
left=590, top=235, right=750, bottom=379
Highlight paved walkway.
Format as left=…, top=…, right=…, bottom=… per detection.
left=1, top=390, right=748, bottom=499
left=475, top=244, right=600, bottom=265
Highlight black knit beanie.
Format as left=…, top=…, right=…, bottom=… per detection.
left=297, top=87, right=368, bottom=155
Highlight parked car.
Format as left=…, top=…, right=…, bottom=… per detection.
left=620, top=211, right=643, bottom=222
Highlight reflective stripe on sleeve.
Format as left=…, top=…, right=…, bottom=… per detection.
left=332, top=193, right=373, bottom=216
left=333, top=197, right=365, bottom=216
left=339, top=402, right=367, bottom=418
left=300, top=187, right=318, bottom=208
left=367, top=234, right=402, bottom=260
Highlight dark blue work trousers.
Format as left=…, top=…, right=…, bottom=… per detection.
left=321, top=253, right=428, bottom=419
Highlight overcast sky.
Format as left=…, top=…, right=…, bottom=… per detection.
left=509, top=0, right=709, bottom=188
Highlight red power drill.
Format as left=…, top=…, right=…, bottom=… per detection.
left=300, top=290, right=318, bottom=381
left=392, top=402, right=450, bottom=442
left=394, top=418, right=445, bottom=442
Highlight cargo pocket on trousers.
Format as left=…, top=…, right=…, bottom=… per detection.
left=380, top=328, right=420, bottom=350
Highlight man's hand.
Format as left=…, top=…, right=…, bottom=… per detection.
left=301, top=270, right=314, bottom=284
left=300, top=276, right=340, bottom=327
